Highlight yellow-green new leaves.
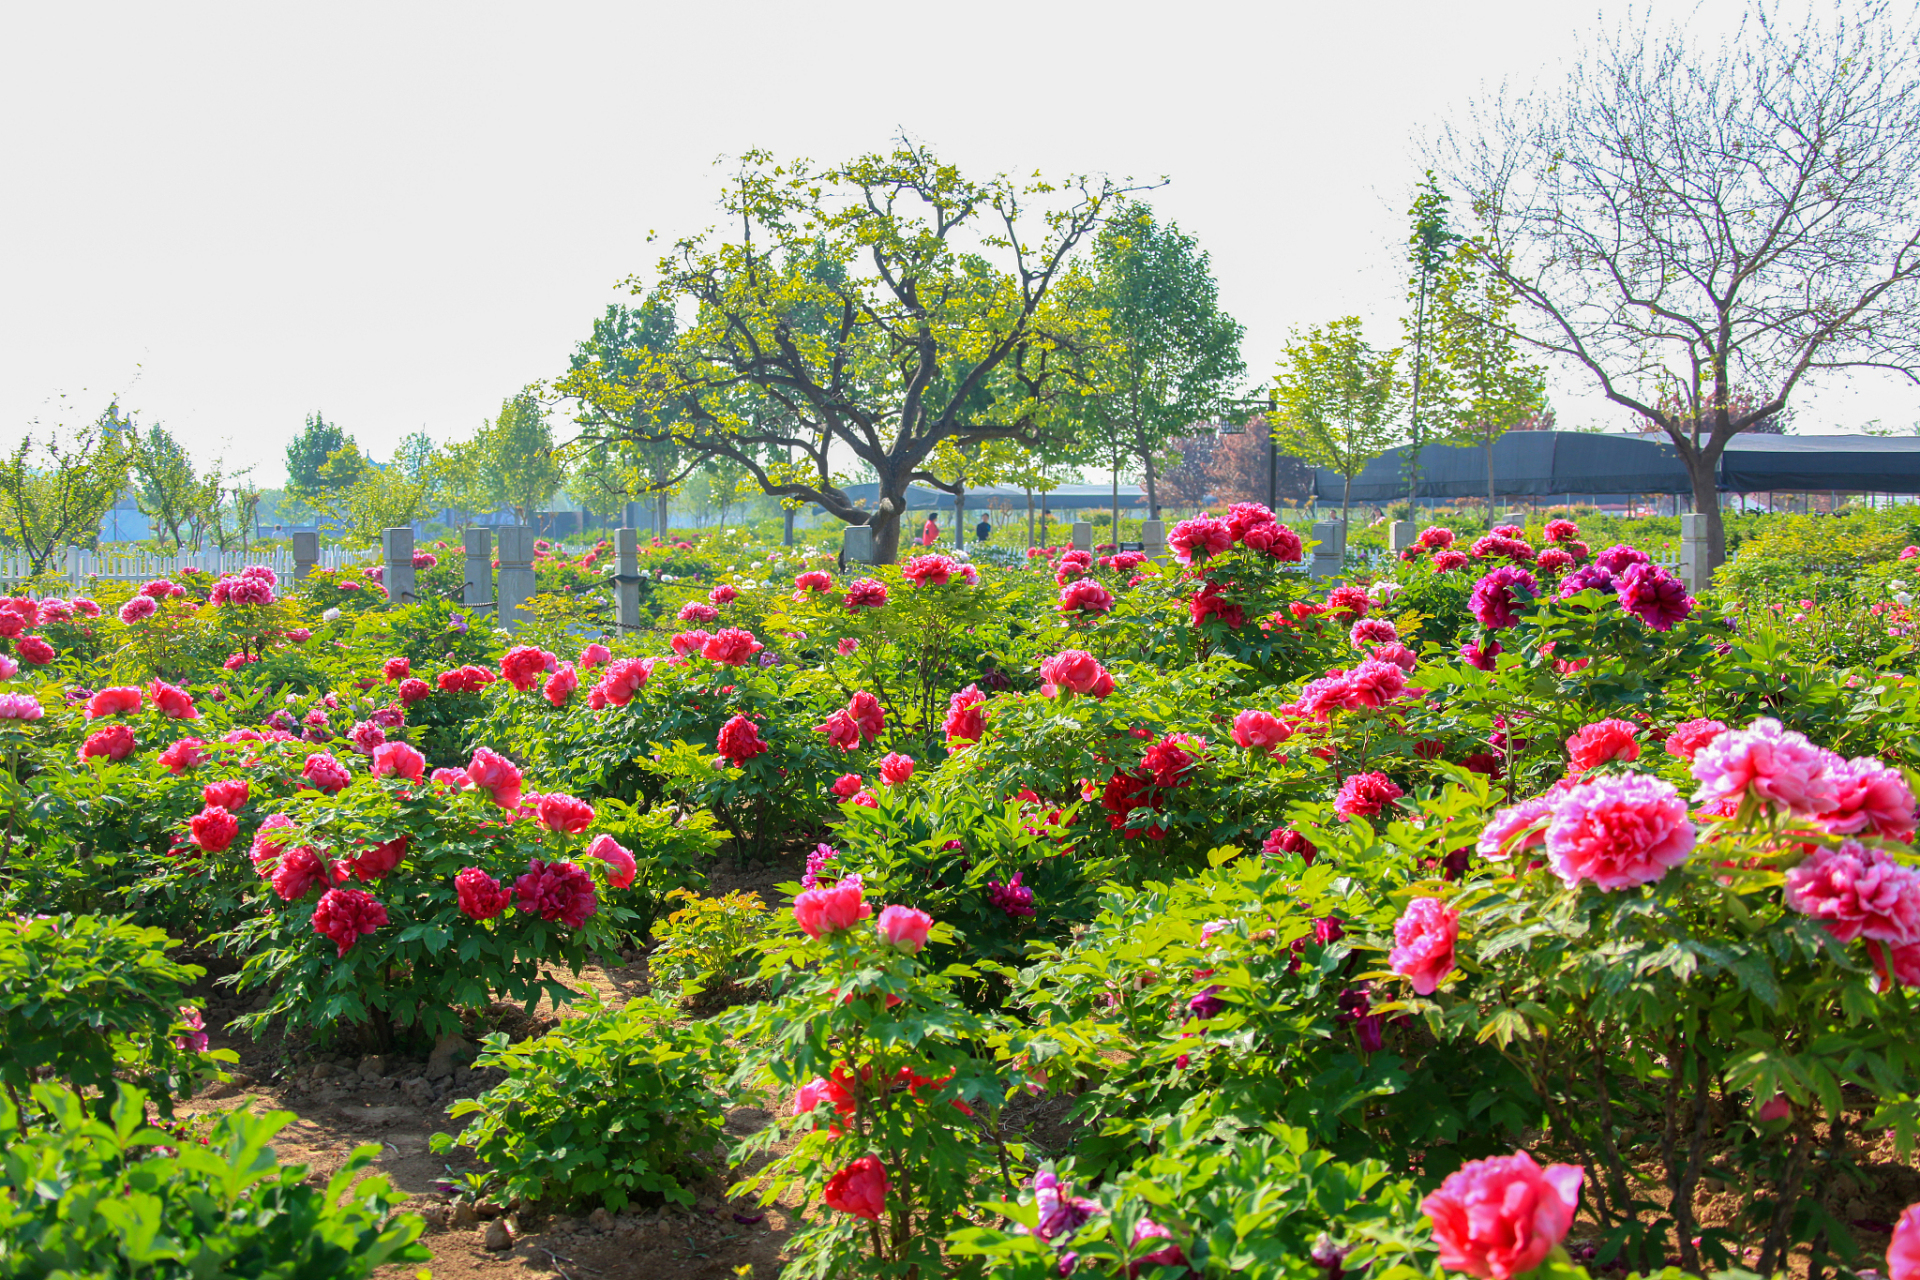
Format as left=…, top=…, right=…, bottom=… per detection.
left=1270, top=317, right=1405, bottom=522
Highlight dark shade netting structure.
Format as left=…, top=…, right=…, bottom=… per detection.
left=837, top=482, right=1149, bottom=511
left=1313, top=432, right=1920, bottom=503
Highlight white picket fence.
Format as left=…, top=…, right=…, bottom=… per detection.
left=0, top=544, right=367, bottom=594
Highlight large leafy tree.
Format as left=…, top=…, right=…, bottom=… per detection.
left=446, top=389, right=560, bottom=525
left=1401, top=173, right=1461, bottom=507
left=129, top=422, right=227, bottom=552
left=563, top=141, right=1132, bottom=562
left=1442, top=1, right=1920, bottom=567
left=1429, top=242, right=1550, bottom=524
left=0, top=405, right=131, bottom=573
left=1072, top=201, right=1246, bottom=518
left=558, top=300, right=687, bottom=536
left=1271, top=318, right=1405, bottom=526
left=284, top=413, right=353, bottom=498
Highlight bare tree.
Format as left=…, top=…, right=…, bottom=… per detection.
left=1441, top=1, right=1920, bottom=567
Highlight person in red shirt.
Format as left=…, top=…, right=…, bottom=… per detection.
left=920, top=514, right=939, bottom=546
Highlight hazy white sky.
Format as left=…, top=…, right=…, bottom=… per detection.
left=1, top=0, right=1910, bottom=486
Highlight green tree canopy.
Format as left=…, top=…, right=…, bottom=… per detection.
left=0, top=406, right=132, bottom=574
left=1271, top=318, right=1405, bottom=526
left=446, top=389, right=560, bottom=525
left=284, top=413, right=353, bottom=498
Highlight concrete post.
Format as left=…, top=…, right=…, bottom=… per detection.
left=1310, top=520, right=1346, bottom=580
left=1071, top=521, right=1093, bottom=553
left=1140, top=518, right=1166, bottom=563
left=462, top=528, right=492, bottom=609
left=380, top=527, right=417, bottom=605
left=1388, top=520, right=1417, bottom=554
left=842, top=525, right=877, bottom=565
left=1679, top=513, right=1713, bottom=594
left=291, top=530, right=319, bottom=581
left=614, top=528, right=642, bottom=633
left=496, top=526, right=535, bottom=632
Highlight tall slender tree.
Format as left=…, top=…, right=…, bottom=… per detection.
left=1271, top=319, right=1405, bottom=526
left=1402, top=173, right=1460, bottom=509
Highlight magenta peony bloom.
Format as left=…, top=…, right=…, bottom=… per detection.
left=455, top=867, right=511, bottom=920
left=794, top=570, right=832, bottom=593
left=1690, top=717, right=1840, bottom=818
left=1263, top=827, right=1317, bottom=862
left=467, top=747, right=525, bottom=809
left=830, top=773, right=865, bottom=799
left=301, top=752, right=352, bottom=795
left=1421, top=1151, right=1582, bottom=1280
left=1039, top=649, right=1105, bottom=696
left=1783, top=840, right=1920, bottom=945
left=147, top=680, right=197, bottom=720
left=823, top=1156, right=888, bottom=1221
left=1058, top=577, right=1115, bottom=615
left=1545, top=774, right=1694, bottom=891
left=1231, top=709, right=1291, bottom=753
left=543, top=662, right=579, bottom=707
left=1470, top=566, right=1538, bottom=630
left=118, top=595, right=158, bottom=624
left=584, top=834, right=636, bottom=888
left=1565, top=718, right=1641, bottom=772
left=876, top=904, right=933, bottom=952
left=1350, top=617, right=1398, bottom=648
left=794, top=878, right=871, bottom=937
left=512, top=859, right=598, bottom=927
left=1335, top=771, right=1403, bottom=821
left=203, top=778, right=249, bottom=810
left=815, top=708, right=861, bottom=751
left=1477, top=797, right=1555, bottom=860
left=1370, top=641, right=1418, bottom=673
left=716, top=714, right=769, bottom=765
left=943, top=684, right=986, bottom=748
left=1594, top=544, right=1650, bottom=575
left=501, top=645, right=558, bottom=691
left=1389, top=897, right=1459, bottom=995
left=190, top=806, right=241, bottom=853
left=311, top=888, right=387, bottom=957
left=580, top=642, right=612, bottom=668
left=1617, top=563, right=1693, bottom=631
left=703, top=627, right=764, bottom=666
left=1459, top=638, right=1502, bottom=671
left=155, top=736, right=204, bottom=772
left=1167, top=516, right=1231, bottom=566
left=877, top=752, right=915, bottom=786
left=848, top=691, right=885, bottom=742
left=792, top=1076, right=831, bottom=1115
left=1663, top=718, right=1728, bottom=762
left=677, top=601, right=720, bottom=624
left=1817, top=757, right=1919, bottom=842
left=536, top=792, right=596, bottom=834
left=86, top=686, right=142, bottom=718
left=843, top=578, right=889, bottom=610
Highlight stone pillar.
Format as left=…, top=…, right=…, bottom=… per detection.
left=496, top=526, right=535, bottom=632
left=1071, top=521, right=1093, bottom=552
left=1140, top=518, right=1166, bottom=563
left=291, top=530, right=318, bottom=581
left=1679, top=513, right=1713, bottom=594
left=462, top=528, right=492, bottom=609
left=380, top=527, right=417, bottom=605
left=1388, top=520, right=1417, bottom=554
left=1310, top=520, right=1346, bottom=580
left=842, top=525, right=877, bottom=565
left=615, top=528, right=642, bottom=633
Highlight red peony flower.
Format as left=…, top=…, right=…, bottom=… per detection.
left=795, top=878, right=871, bottom=937
left=80, top=724, right=137, bottom=763
left=189, top=805, right=241, bottom=853
left=455, top=867, right=511, bottom=920
left=585, top=833, right=636, bottom=888
left=843, top=578, right=889, bottom=610
left=203, top=778, right=249, bottom=810
left=370, top=740, right=426, bottom=781
left=1389, top=896, right=1458, bottom=994
left=823, top=1156, right=888, bottom=1220
left=1422, top=1152, right=1582, bottom=1280
left=877, top=752, right=915, bottom=786
left=943, top=685, right=986, bottom=748
left=537, top=792, right=596, bottom=834
left=312, top=887, right=388, bottom=957
left=501, top=645, right=558, bottom=692
left=86, top=686, right=142, bottom=718
left=1334, top=771, right=1403, bottom=821
left=717, top=714, right=769, bottom=765
left=848, top=691, right=884, bottom=743
left=513, top=859, right=598, bottom=927
left=1565, top=718, right=1642, bottom=772
left=301, top=752, right=352, bottom=794
left=348, top=835, right=409, bottom=881
left=147, top=680, right=198, bottom=720
left=437, top=665, right=497, bottom=694
left=383, top=656, right=410, bottom=682
left=543, top=662, right=579, bottom=707
left=155, top=736, right=205, bottom=773
left=466, top=747, right=524, bottom=809
left=703, top=628, right=764, bottom=666
left=397, top=677, right=432, bottom=707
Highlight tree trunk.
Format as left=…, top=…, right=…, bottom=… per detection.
left=1689, top=457, right=1726, bottom=568
left=1143, top=451, right=1160, bottom=519
left=1111, top=466, right=1120, bottom=547
left=656, top=492, right=669, bottom=542
left=1341, top=474, right=1351, bottom=529
left=1488, top=426, right=1497, bottom=530
left=783, top=506, right=795, bottom=546
left=954, top=486, right=966, bottom=550
left=1026, top=487, right=1034, bottom=549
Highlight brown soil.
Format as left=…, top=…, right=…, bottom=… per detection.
left=172, top=853, right=815, bottom=1280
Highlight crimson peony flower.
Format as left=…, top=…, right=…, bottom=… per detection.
left=677, top=601, right=720, bottom=624
left=1039, top=649, right=1104, bottom=696
left=1389, top=897, right=1459, bottom=995
left=580, top=642, right=612, bottom=668
left=382, top=656, right=410, bottom=682
left=668, top=630, right=711, bottom=658
left=371, top=741, right=426, bottom=781
left=348, top=835, right=408, bottom=881
left=1459, top=638, right=1502, bottom=671
left=1326, top=586, right=1371, bottom=617
left=1594, top=544, right=1650, bottom=575
left=794, top=570, right=832, bottom=593
left=1188, top=581, right=1245, bottom=629
left=301, top=752, right=352, bottom=795
left=599, top=658, right=649, bottom=706
left=437, top=665, right=497, bottom=694
left=1690, top=717, right=1839, bottom=818
left=501, top=645, right=558, bottom=692
left=1543, top=518, right=1579, bottom=543
left=1545, top=774, right=1694, bottom=891
left=876, top=904, right=933, bottom=952
left=397, top=677, right=431, bottom=707
left=543, top=663, right=579, bottom=707
left=156, top=736, right=205, bottom=773
left=823, top=1156, right=888, bottom=1221
left=1432, top=549, right=1469, bottom=573
left=830, top=773, right=865, bottom=798
left=1347, top=658, right=1408, bottom=709
left=1166, top=516, right=1230, bottom=567
left=190, top=805, right=241, bottom=853
left=901, top=554, right=956, bottom=587
left=86, top=686, right=142, bottom=718
left=1421, top=1151, right=1582, bottom=1280
left=312, top=887, right=388, bottom=957
left=455, top=867, right=511, bottom=920
left=513, top=859, right=599, bottom=926
left=1262, top=827, right=1317, bottom=863
left=1350, top=618, right=1397, bottom=648
left=1784, top=840, right=1920, bottom=945
left=348, top=720, right=386, bottom=755
left=1565, top=718, right=1641, bottom=772
left=1418, top=526, right=1456, bottom=550
left=537, top=792, right=595, bottom=834
left=815, top=708, right=861, bottom=751
left=585, top=833, right=636, bottom=888
left=709, top=583, right=738, bottom=605
left=1231, top=709, right=1291, bottom=753
left=794, top=878, right=870, bottom=937
left=877, top=752, right=915, bottom=786
left=80, top=724, right=137, bottom=763
left=703, top=627, right=764, bottom=666
left=716, top=714, right=768, bottom=765
left=1334, top=771, right=1403, bottom=821
left=943, top=685, right=986, bottom=748
left=847, top=691, right=885, bottom=743
left=203, top=778, right=249, bottom=810
left=466, top=747, right=524, bottom=809
left=1617, top=563, right=1693, bottom=631
left=1224, top=501, right=1276, bottom=542
left=791, top=1076, right=830, bottom=1115
left=1130, top=1220, right=1188, bottom=1275
left=843, top=578, right=889, bottom=609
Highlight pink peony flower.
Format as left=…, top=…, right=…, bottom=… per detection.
left=823, top=1156, right=888, bottom=1220
left=815, top=708, right=861, bottom=751
left=1350, top=617, right=1398, bottom=648
left=709, top=583, right=738, bottom=605
left=1690, top=717, right=1840, bottom=818
left=1470, top=566, right=1538, bottom=630
left=455, top=867, right=511, bottom=920
left=794, top=878, right=871, bottom=937
left=543, top=663, right=580, bottom=707
left=703, top=627, right=764, bottom=666
left=902, top=554, right=957, bottom=587
left=585, top=833, right=636, bottom=888
left=877, top=752, right=915, bottom=786
left=397, top=677, right=431, bottom=707
left=1478, top=798, right=1554, bottom=860
left=1347, top=657, right=1409, bottom=709
left=1890, top=1202, right=1920, bottom=1280
left=1039, top=649, right=1104, bottom=696
left=1389, top=896, right=1459, bottom=995
left=1335, top=771, right=1403, bottom=821
left=876, top=904, right=933, bottom=952
left=943, top=685, right=986, bottom=748
left=348, top=835, right=408, bottom=881
left=1422, top=1151, right=1583, bottom=1280
left=843, top=578, right=889, bottom=610
left=717, top=714, right=769, bottom=765
left=80, top=724, right=136, bottom=763
left=580, top=642, right=612, bottom=668
left=16, top=636, right=54, bottom=665
left=118, top=595, right=158, bottom=624
left=501, top=645, right=557, bottom=692
left=1617, top=562, right=1694, bottom=631
left=836, top=637, right=859, bottom=656
left=677, top=601, right=720, bottom=624
left=466, top=747, right=524, bottom=809
left=311, top=887, right=388, bottom=957
left=1664, top=718, right=1728, bottom=762
left=1545, top=774, right=1694, bottom=891
left=86, top=686, right=142, bottom=718
left=1231, top=709, right=1291, bottom=754
left=1459, top=638, right=1502, bottom=671
left=847, top=691, right=885, bottom=742
left=599, top=658, right=649, bottom=706
left=1370, top=641, right=1418, bottom=673
left=203, top=778, right=249, bottom=810
left=513, top=859, right=599, bottom=927
left=1058, top=577, right=1115, bottom=615
left=1784, top=840, right=1920, bottom=945
left=792, top=1076, right=831, bottom=1115
left=147, top=680, right=197, bottom=720
left=1167, top=516, right=1231, bottom=566
left=1565, top=718, right=1641, bottom=772
left=1128, top=1220, right=1188, bottom=1276
left=1819, top=757, right=1919, bottom=842
left=537, top=792, right=596, bottom=834
left=155, top=736, right=204, bottom=772
left=831, top=773, right=865, bottom=799
left=795, top=570, right=833, bottom=593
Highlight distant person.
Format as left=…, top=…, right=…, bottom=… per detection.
left=921, top=514, right=939, bottom=546
left=975, top=516, right=991, bottom=543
